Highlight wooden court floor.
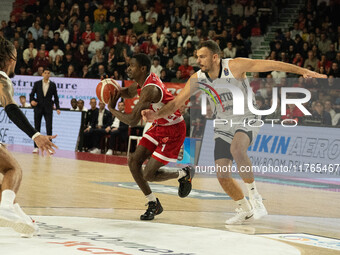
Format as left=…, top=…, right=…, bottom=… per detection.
left=2, top=150, right=340, bottom=255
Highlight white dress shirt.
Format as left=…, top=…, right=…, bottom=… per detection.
left=98, top=109, right=104, bottom=127
left=42, top=80, right=50, bottom=97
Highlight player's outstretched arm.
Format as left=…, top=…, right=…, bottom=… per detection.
left=108, top=85, right=160, bottom=127
left=0, top=76, right=58, bottom=156
left=229, top=58, right=328, bottom=79
left=142, top=73, right=198, bottom=122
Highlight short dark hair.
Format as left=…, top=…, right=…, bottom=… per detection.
left=198, top=40, right=221, bottom=56
left=133, top=53, right=151, bottom=73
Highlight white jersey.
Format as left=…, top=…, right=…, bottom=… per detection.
left=196, top=58, right=257, bottom=120
left=0, top=71, right=14, bottom=98
left=196, top=59, right=260, bottom=145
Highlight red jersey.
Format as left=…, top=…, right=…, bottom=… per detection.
left=137, top=72, right=183, bottom=126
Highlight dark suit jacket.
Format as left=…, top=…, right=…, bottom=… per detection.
left=113, top=117, right=129, bottom=132
left=29, top=80, right=60, bottom=113
left=84, top=108, right=99, bottom=127
left=91, top=109, right=112, bottom=128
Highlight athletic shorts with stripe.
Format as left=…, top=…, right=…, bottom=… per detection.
left=139, top=120, right=186, bottom=165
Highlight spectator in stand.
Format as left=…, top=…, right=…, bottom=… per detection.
left=80, top=65, right=91, bottom=78
left=90, top=49, right=105, bottom=72
left=281, top=104, right=305, bottom=123
left=160, top=69, right=171, bottom=82
left=23, top=31, right=36, bottom=50
left=106, top=27, right=120, bottom=47
left=223, top=42, right=237, bottom=58
left=165, top=58, right=177, bottom=80
left=27, top=20, right=43, bottom=41
left=94, top=2, right=107, bottom=22
left=171, top=70, right=185, bottom=83
left=89, top=101, right=112, bottom=154
left=88, top=32, right=104, bottom=58
left=93, top=14, right=107, bottom=38
left=329, top=62, right=340, bottom=77
left=152, top=26, right=165, bottom=49
left=33, top=50, right=50, bottom=73
left=324, top=100, right=336, bottom=122
left=304, top=50, right=318, bottom=71
left=70, top=98, right=78, bottom=110
left=74, top=44, right=89, bottom=67
left=130, top=4, right=141, bottom=25
left=120, top=17, right=133, bottom=36
left=292, top=53, right=304, bottom=67
left=188, top=49, right=199, bottom=70
left=55, top=23, right=69, bottom=45
left=57, top=1, right=68, bottom=26
left=317, top=54, right=332, bottom=73
left=77, top=99, right=88, bottom=112
left=82, top=24, right=95, bottom=47
left=23, top=42, right=38, bottom=67
left=133, top=16, right=148, bottom=36
left=140, top=37, right=156, bottom=55
left=326, top=44, right=336, bottom=62
left=19, top=95, right=31, bottom=108
left=51, top=54, right=64, bottom=77
left=178, top=58, right=193, bottom=80
left=49, top=43, right=64, bottom=63
left=312, top=101, right=332, bottom=126
left=33, top=66, right=44, bottom=76
left=146, top=6, right=158, bottom=26
left=105, top=102, right=129, bottom=155
left=173, top=46, right=186, bottom=66
left=318, top=33, right=332, bottom=55
left=48, top=31, right=65, bottom=51
left=65, top=64, right=77, bottom=78
left=159, top=46, right=170, bottom=67
left=150, top=57, right=163, bottom=77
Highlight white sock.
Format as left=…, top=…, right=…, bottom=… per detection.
left=145, top=193, right=156, bottom=202
left=178, top=169, right=187, bottom=179
left=235, top=197, right=252, bottom=212
left=0, top=189, right=16, bottom=208
left=245, top=181, right=258, bottom=197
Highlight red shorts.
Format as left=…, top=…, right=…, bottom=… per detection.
left=139, top=120, right=186, bottom=164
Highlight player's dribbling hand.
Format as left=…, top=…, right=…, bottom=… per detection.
left=303, top=70, right=327, bottom=79
left=141, top=109, right=156, bottom=122
left=33, top=134, right=58, bottom=156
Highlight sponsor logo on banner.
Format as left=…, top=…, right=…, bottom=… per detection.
left=261, top=234, right=340, bottom=251
left=11, top=75, right=122, bottom=108
left=92, top=182, right=232, bottom=200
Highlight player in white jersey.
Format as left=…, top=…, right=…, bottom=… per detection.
left=142, top=40, right=326, bottom=225
left=0, top=37, right=58, bottom=236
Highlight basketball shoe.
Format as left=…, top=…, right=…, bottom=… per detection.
left=249, top=194, right=268, bottom=220
left=178, top=166, right=195, bottom=198
left=0, top=205, right=36, bottom=235
left=225, top=208, right=254, bottom=225
left=13, top=203, right=39, bottom=238
left=140, top=198, right=163, bottom=220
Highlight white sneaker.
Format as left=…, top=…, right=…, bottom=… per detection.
left=32, top=148, right=39, bottom=154
left=225, top=208, right=254, bottom=225
left=13, top=204, right=39, bottom=238
left=106, top=149, right=113, bottom=155
left=90, top=148, right=101, bottom=154
left=0, top=206, right=35, bottom=235
left=249, top=194, right=268, bottom=220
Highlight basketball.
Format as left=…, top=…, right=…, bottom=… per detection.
left=96, top=78, right=121, bottom=104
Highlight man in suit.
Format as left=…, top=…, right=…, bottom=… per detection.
left=81, top=98, right=98, bottom=151
left=106, top=101, right=129, bottom=155
left=30, top=68, right=60, bottom=153
left=89, top=101, right=112, bottom=154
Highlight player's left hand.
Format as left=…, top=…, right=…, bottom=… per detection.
left=33, top=134, right=58, bottom=156
left=302, top=70, right=327, bottom=79
left=108, top=90, right=121, bottom=111
left=141, top=109, right=156, bottom=122
left=57, top=110, right=61, bottom=115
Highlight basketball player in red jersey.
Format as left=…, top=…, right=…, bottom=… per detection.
left=107, top=54, right=194, bottom=220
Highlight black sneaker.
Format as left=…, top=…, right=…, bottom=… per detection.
left=178, top=166, right=195, bottom=198
left=140, top=198, right=163, bottom=220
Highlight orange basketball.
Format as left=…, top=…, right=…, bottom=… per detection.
left=96, top=78, right=121, bottom=104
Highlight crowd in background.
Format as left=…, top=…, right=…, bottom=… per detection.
left=2, top=0, right=340, bottom=144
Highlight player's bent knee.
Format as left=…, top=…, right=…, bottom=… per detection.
left=142, top=171, right=156, bottom=182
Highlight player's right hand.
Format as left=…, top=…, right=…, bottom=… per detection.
left=302, top=70, right=327, bottom=79
left=31, top=101, right=37, bottom=106
left=33, top=134, right=58, bottom=156
left=141, top=109, right=156, bottom=122
left=107, top=90, right=121, bottom=111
